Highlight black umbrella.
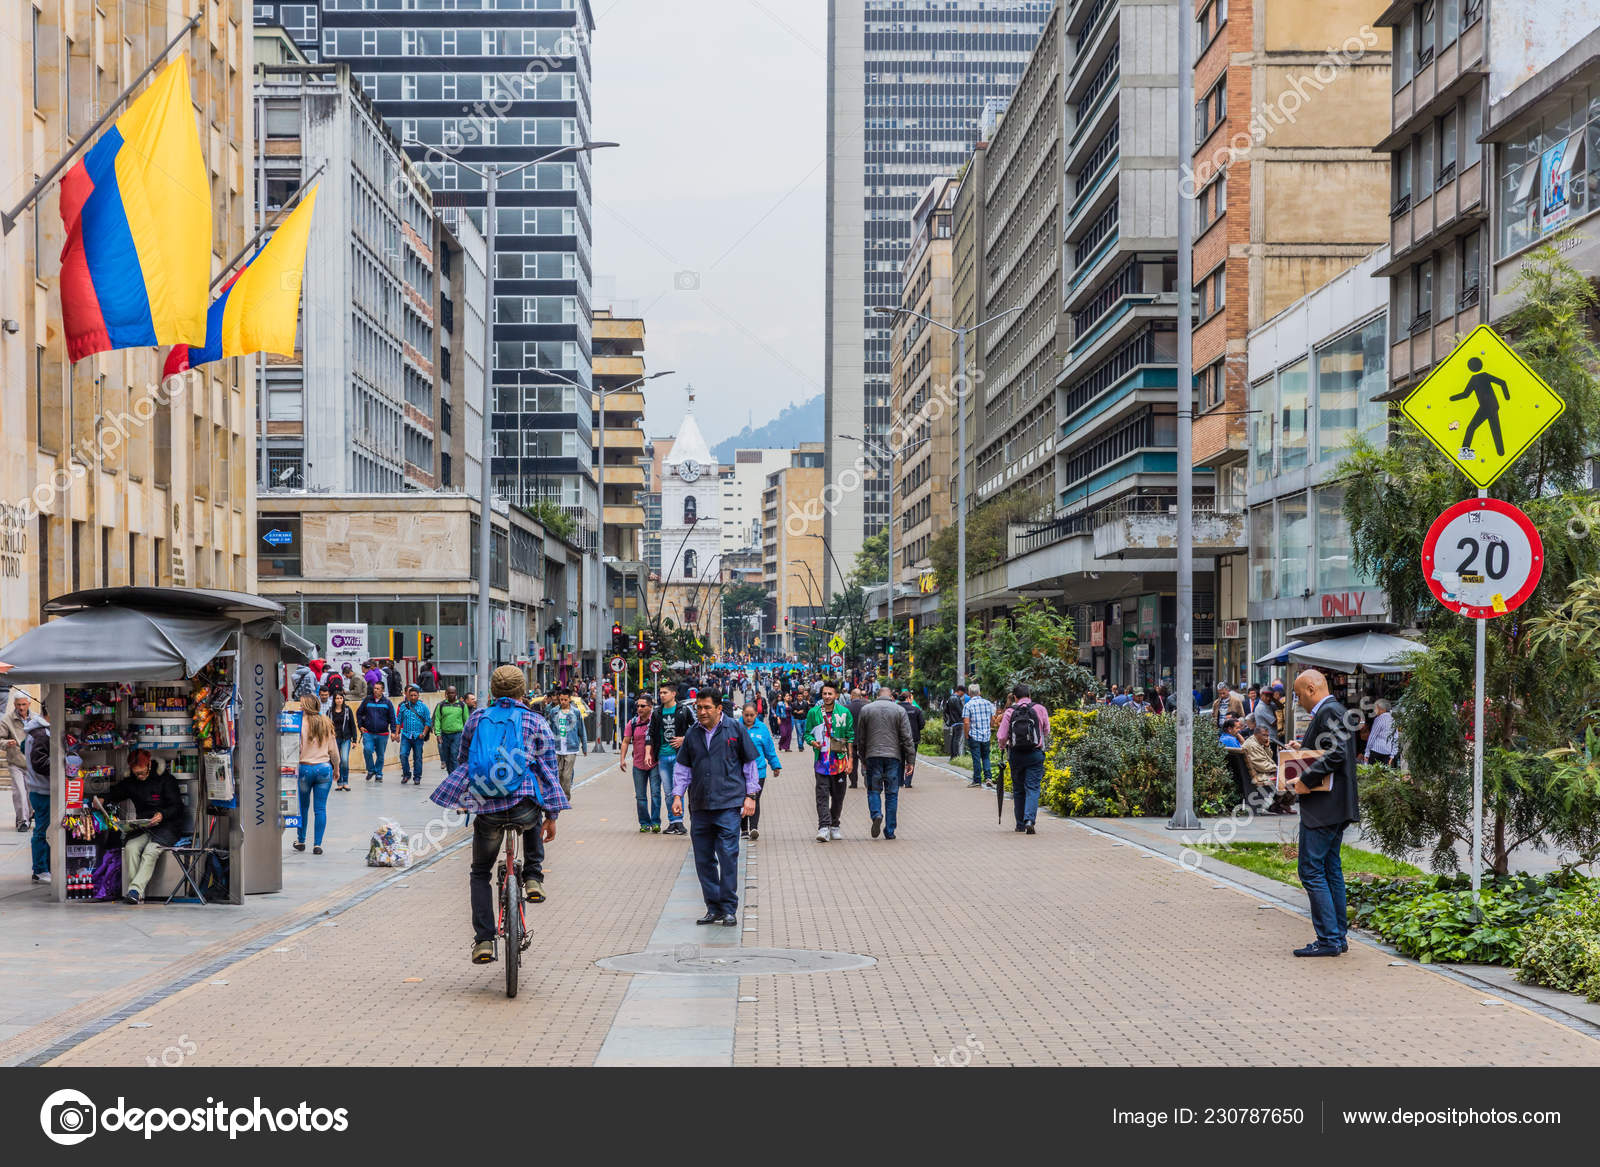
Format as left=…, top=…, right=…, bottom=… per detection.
left=996, top=746, right=1008, bottom=824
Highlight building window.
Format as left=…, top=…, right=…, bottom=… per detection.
left=1316, top=485, right=1359, bottom=591
left=1410, top=259, right=1433, bottom=331
left=1459, top=229, right=1481, bottom=310
left=1314, top=315, right=1388, bottom=461
left=1277, top=493, right=1309, bottom=599
left=1249, top=376, right=1274, bottom=485
left=683, top=495, right=697, bottom=524
left=31, top=6, right=41, bottom=109
left=1249, top=504, right=1273, bottom=601
left=1199, top=360, right=1226, bottom=410
left=1393, top=141, right=1413, bottom=216
left=1437, top=107, right=1458, bottom=186
left=1278, top=358, right=1309, bottom=473
left=683, top=549, right=697, bottom=580
left=1196, top=77, right=1227, bottom=142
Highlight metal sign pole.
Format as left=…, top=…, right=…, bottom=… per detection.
left=1472, top=488, right=1487, bottom=902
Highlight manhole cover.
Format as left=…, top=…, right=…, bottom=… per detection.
left=596, top=946, right=876, bottom=977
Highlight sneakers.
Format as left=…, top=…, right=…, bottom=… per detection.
left=748, top=827, right=759, bottom=840
left=15, top=818, right=28, bottom=832
left=816, top=827, right=830, bottom=843
left=31, top=872, right=50, bottom=883
left=292, top=840, right=305, bottom=852
left=651, top=824, right=662, bottom=833
left=871, top=815, right=883, bottom=838
left=829, top=826, right=842, bottom=841
left=1025, top=820, right=1036, bottom=835
left=124, top=888, right=141, bottom=904
left=471, top=940, right=495, bottom=964
left=524, top=879, right=546, bottom=903
left=639, top=824, right=652, bottom=833
left=966, top=781, right=982, bottom=788
left=664, top=823, right=687, bottom=836
left=313, top=846, right=323, bottom=855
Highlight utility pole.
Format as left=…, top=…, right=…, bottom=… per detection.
left=1168, top=1, right=1199, bottom=831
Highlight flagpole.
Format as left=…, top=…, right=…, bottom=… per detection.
left=0, top=9, right=205, bottom=235
left=218, top=161, right=326, bottom=291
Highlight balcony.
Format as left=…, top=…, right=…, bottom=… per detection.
left=1386, top=11, right=1485, bottom=142
left=604, top=504, right=645, bottom=528
left=603, top=463, right=647, bottom=487
left=597, top=390, right=646, bottom=417
left=594, top=428, right=645, bottom=454
left=1092, top=505, right=1245, bottom=560
left=593, top=354, right=645, bottom=379
left=1383, top=160, right=1485, bottom=269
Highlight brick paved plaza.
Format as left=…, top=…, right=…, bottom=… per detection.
left=8, top=752, right=1597, bottom=1068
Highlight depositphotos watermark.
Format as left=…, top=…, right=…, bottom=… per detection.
left=39, top=1088, right=349, bottom=1144
left=1179, top=27, right=1382, bottom=198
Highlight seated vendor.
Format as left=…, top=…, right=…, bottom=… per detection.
left=95, top=750, right=187, bottom=905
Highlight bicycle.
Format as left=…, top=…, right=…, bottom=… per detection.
left=494, top=824, right=532, bottom=998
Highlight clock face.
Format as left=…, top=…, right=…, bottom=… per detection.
left=678, top=458, right=702, bottom=482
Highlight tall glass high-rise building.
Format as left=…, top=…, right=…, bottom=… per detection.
left=824, top=0, right=1053, bottom=593
left=252, top=0, right=597, bottom=539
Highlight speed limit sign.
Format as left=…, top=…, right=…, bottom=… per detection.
left=650, top=660, right=663, bottom=674
left=1422, top=497, right=1543, bottom=618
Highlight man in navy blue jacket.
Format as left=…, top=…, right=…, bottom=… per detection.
left=670, top=691, right=760, bottom=926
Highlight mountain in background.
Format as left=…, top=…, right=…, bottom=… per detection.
left=709, top=394, right=823, bottom=463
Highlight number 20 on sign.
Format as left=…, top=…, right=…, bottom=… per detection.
left=1421, top=497, right=1543, bottom=618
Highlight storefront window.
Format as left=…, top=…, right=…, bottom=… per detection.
left=1500, top=100, right=1593, bottom=256
left=1316, top=485, right=1357, bottom=591
left=1277, top=493, right=1309, bottom=599
left=1249, top=505, right=1274, bottom=602
left=1279, top=359, right=1309, bottom=472
left=1249, top=377, right=1274, bottom=484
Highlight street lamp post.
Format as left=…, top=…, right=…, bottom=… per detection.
left=439, top=140, right=618, bottom=703
left=876, top=304, right=1021, bottom=689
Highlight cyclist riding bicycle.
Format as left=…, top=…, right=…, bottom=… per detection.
left=430, top=665, right=569, bottom=965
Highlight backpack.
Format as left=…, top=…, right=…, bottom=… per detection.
left=1008, top=702, right=1041, bottom=752
left=291, top=668, right=316, bottom=698
left=465, top=704, right=541, bottom=805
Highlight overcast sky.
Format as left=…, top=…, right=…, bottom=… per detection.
left=589, top=0, right=826, bottom=446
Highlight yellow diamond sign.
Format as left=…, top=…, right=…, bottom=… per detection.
left=1400, top=325, right=1565, bottom=489
left=828, top=634, right=845, bottom=654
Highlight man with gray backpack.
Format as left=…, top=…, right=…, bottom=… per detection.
left=996, top=683, right=1051, bottom=835
left=429, top=666, right=569, bottom=965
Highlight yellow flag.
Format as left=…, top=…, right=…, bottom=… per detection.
left=219, top=185, right=319, bottom=358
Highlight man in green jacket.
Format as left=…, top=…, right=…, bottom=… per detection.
left=432, top=685, right=469, bottom=778
left=803, top=679, right=854, bottom=842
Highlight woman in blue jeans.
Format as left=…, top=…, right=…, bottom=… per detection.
left=294, top=696, right=336, bottom=854
left=327, top=690, right=357, bottom=791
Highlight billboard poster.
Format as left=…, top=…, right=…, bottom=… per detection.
left=1539, top=134, right=1579, bottom=232
left=327, top=623, right=369, bottom=666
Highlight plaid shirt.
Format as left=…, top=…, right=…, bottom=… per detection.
left=963, top=696, right=996, bottom=741
left=429, top=698, right=569, bottom=817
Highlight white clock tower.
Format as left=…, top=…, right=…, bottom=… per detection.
left=658, top=388, right=723, bottom=619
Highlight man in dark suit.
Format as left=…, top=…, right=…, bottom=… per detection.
left=1286, top=669, right=1361, bottom=957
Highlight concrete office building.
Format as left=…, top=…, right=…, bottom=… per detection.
left=964, top=0, right=1193, bottom=692
left=253, top=0, right=600, bottom=532
left=1, top=1, right=255, bottom=653
left=889, top=177, right=959, bottom=626
left=824, top=0, right=1054, bottom=594
left=253, top=48, right=442, bottom=494
left=721, top=449, right=791, bottom=556
left=762, top=444, right=828, bottom=658
left=1190, top=0, right=1392, bottom=679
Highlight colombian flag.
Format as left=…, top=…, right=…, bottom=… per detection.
left=59, top=55, right=211, bottom=363
left=163, top=186, right=319, bottom=377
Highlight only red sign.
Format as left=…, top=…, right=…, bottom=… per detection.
left=1421, top=498, right=1543, bottom=618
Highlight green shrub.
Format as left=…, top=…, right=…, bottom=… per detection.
left=919, top=718, right=946, bottom=752
left=1517, top=884, right=1600, bottom=1000
left=1045, top=706, right=1234, bottom=818
left=1348, top=871, right=1589, bottom=964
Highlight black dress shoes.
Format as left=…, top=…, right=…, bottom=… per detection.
left=696, top=911, right=724, bottom=925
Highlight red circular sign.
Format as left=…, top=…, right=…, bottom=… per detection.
left=1421, top=497, right=1543, bottom=618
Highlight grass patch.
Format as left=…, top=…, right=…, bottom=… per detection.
left=918, top=744, right=972, bottom=770
left=1194, top=841, right=1423, bottom=886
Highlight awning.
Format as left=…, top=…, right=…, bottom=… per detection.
left=1284, top=620, right=1399, bottom=642
left=0, top=607, right=239, bottom=685
left=1287, top=631, right=1426, bottom=676
left=1254, top=640, right=1305, bottom=667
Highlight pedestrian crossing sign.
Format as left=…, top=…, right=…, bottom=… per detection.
left=1399, top=325, right=1565, bottom=488
left=828, top=634, right=845, bottom=654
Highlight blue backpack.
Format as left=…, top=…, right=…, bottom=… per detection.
left=465, top=704, right=542, bottom=805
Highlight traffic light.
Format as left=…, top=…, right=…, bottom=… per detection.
left=611, top=621, right=625, bottom=653
left=422, top=633, right=435, bottom=662
left=636, top=629, right=647, bottom=655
